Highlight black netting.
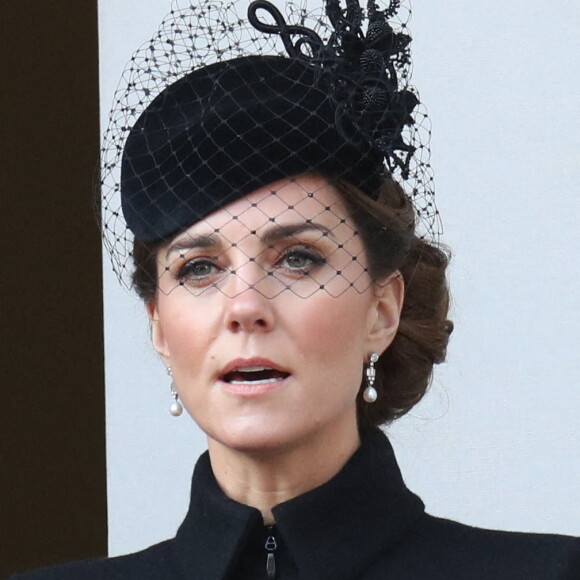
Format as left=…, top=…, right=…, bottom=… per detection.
left=101, top=0, right=441, bottom=296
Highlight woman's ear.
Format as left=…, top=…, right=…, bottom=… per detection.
left=146, top=301, right=170, bottom=362
left=366, top=271, right=405, bottom=355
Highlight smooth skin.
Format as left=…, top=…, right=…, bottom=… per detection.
left=148, top=174, right=404, bottom=523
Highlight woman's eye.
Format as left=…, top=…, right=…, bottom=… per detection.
left=177, top=259, right=221, bottom=283
left=277, top=247, right=325, bottom=273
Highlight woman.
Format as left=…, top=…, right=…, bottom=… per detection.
left=12, top=0, right=579, bottom=578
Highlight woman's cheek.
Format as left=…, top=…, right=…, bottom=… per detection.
left=159, top=299, right=206, bottom=357
left=295, top=294, right=367, bottom=356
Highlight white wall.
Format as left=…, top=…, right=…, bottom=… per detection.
left=99, top=0, right=580, bottom=555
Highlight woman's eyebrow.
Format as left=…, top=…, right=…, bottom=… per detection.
left=165, top=223, right=336, bottom=258
left=261, top=223, right=336, bottom=245
left=165, top=233, right=220, bottom=259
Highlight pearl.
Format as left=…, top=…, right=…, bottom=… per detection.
left=169, top=400, right=184, bottom=417
left=363, top=386, right=378, bottom=403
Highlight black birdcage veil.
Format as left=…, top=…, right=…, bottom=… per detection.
left=100, top=0, right=440, bottom=298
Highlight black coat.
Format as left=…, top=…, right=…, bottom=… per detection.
left=11, top=429, right=580, bottom=579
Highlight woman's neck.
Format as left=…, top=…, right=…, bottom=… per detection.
left=207, top=421, right=361, bottom=525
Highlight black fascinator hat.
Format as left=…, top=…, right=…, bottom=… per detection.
left=102, top=0, right=438, bottom=285
left=121, top=56, right=385, bottom=243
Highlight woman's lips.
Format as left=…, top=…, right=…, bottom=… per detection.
left=224, top=367, right=289, bottom=384
left=218, top=357, right=290, bottom=396
left=219, top=375, right=290, bottom=397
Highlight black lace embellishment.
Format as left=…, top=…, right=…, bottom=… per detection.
left=247, top=0, right=419, bottom=179
left=248, top=0, right=324, bottom=59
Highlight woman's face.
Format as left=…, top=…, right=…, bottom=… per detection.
left=149, top=174, right=402, bottom=453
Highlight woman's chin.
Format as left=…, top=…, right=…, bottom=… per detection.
left=204, top=417, right=309, bottom=456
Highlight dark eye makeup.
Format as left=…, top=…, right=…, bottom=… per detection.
left=176, top=257, right=223, bottom=284
left=172, top=243, right=327, bottom=288
left=275, top=245, right=326, bottom=274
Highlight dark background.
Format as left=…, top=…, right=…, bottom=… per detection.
left=1, top=1, right=107, bottom=576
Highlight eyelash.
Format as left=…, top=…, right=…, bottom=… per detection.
left=176, top=257, right=222, bottom=285
left=175, top=245, right=326, bottom=286
left=275, top=246, right=326, bottom=274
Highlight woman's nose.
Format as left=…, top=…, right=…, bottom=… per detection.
left=223, top=264, right=276, bottom=333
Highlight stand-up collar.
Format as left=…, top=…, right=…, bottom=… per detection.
left=173, top=429, right=424, bottom=579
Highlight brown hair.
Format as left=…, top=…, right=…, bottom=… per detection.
left=131, top=177, right=453, bottom=428
left=334, top=179, right=452, bottom=427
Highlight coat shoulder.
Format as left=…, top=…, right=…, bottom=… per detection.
left=370, top=513, right=580, bottom=580
left=9, top=538, right=179, bottom=580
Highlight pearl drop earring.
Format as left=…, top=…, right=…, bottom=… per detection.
left=167, top=367, right=183, bottom=417
left=363, top=353, right=379, bottom=403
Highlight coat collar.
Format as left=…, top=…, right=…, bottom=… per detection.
left=173, top=428, right=424, bottom=579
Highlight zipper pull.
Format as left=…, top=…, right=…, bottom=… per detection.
left=265, top=527, right=277, bottom=579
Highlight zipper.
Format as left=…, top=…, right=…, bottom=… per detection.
left=265, top=525, right=277, bottom=579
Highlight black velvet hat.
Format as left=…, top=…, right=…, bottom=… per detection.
left=121, top=55, right=384, bottom=243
